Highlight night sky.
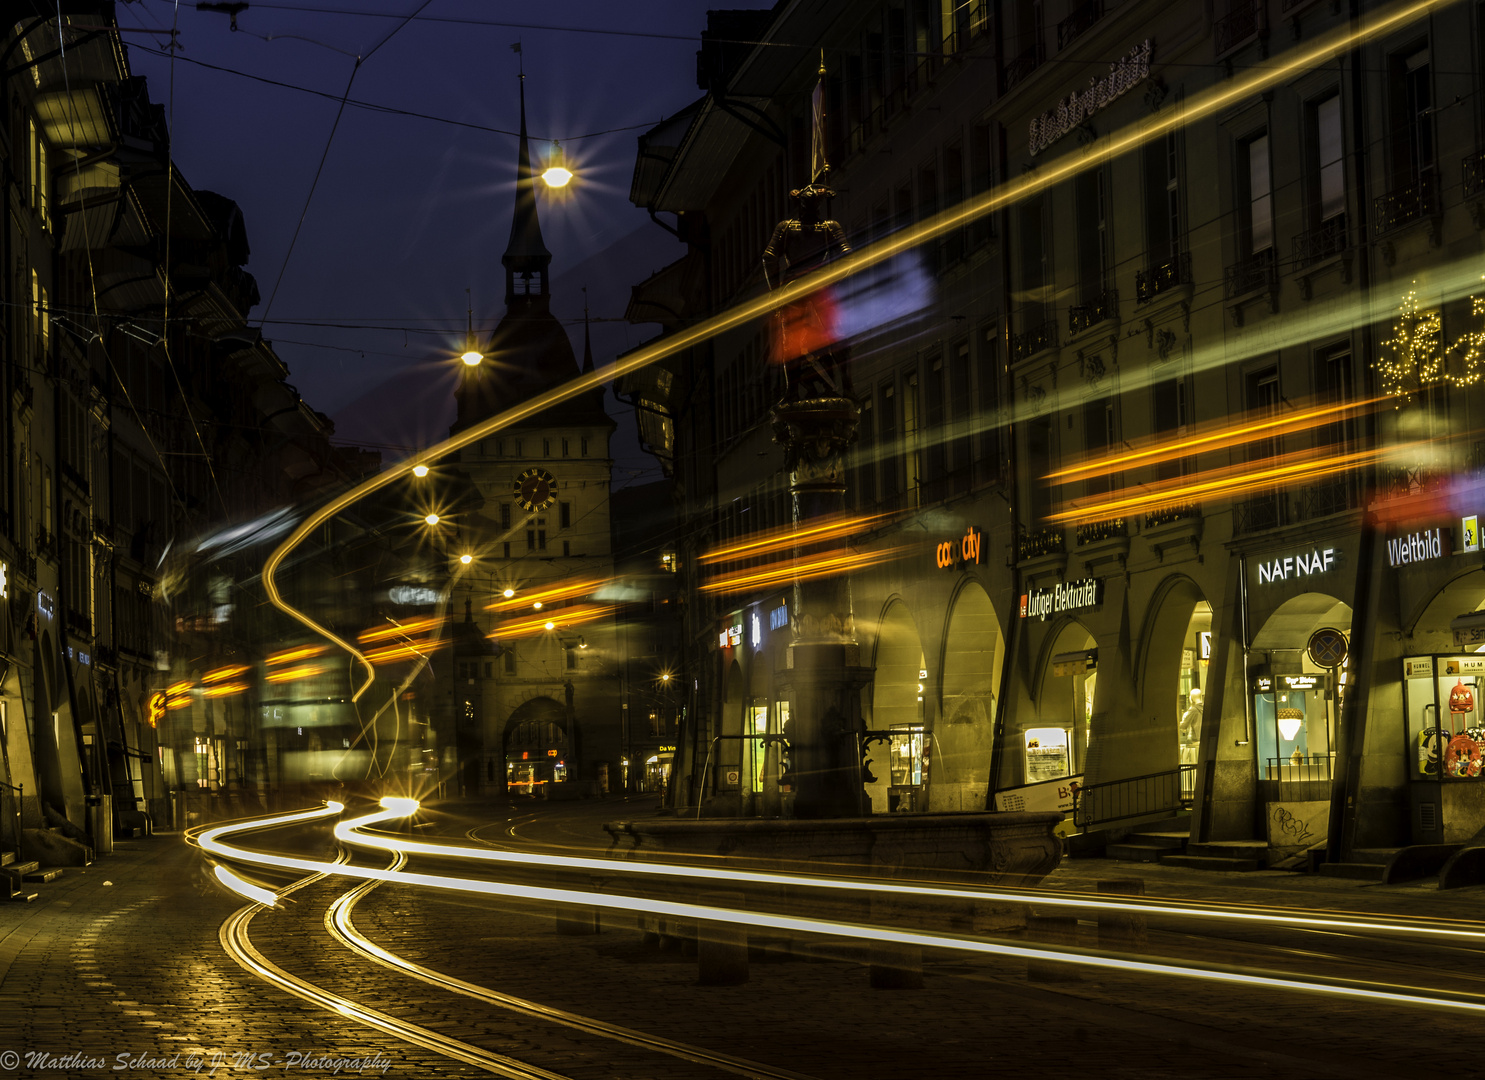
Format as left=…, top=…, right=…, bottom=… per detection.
left=116, top=0, right=769, bottom=481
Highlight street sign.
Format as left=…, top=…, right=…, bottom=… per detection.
left=1307, top=627, right=1348, bottom=669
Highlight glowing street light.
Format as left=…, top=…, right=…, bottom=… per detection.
left=424, top=513, right=440, bottom=526
left=543, top=620, right=555, bottom=631
left=542, top=140, right=572, bottom=188
left=502, top=588, right=515, bottom=598
left=459, top=554, right=473, bottom=565
left=412, top=464, right=429, bottom=477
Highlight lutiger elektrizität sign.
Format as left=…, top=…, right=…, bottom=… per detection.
left=1020, top=578, right=1102, bottom=621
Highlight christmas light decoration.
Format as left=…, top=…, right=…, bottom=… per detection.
left=1376, top=287, right=1443, bottom=404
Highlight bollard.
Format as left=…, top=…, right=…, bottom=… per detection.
left=554, top=907, right=599, bottom=935
left=1026, top=914, right=1080, bottom=983
left=1096, top=878, right=1147, bottom=952
left=697, top=893, right=749, bottom=985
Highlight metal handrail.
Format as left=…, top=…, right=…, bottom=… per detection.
left=1072, top=764, right=1196, bottom=830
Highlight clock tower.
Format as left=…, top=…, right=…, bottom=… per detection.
left=448, top=73, right=619, bottom=799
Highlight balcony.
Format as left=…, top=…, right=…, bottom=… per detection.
left=1011, top=319, right=1059, bottom=362
left=1292, top=214, right=1348, bottom=269
left=1373, top=173, right=1437, bottom=237
left=1001, top=42, right=1043, bottom=93
left=1057, top=1, right=1102, bottom=50
left=1136, top=252, right=1192, bottom=305
left=1068, top=288, right=1118, bottom=335
left=1233, top=492, right=1285, bottom=535
left=1144, top=503, right=1200, bottom=529
left=1465, top=150, right=1485, bottom=200
left=1017, top=527, right=1065, bottom=561
left=1224, top=247, right=1276, bottom=300
left=1296, top=474, right=1358, bottom=520
left=1379, top=463, right=1448, bottom=501
left=1076, top=517, right=1126, bottom=545
left=1214, top=0, right=1267, bottom=58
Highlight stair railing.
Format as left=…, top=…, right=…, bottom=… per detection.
left=1072, top=765, right=1196, bottom=831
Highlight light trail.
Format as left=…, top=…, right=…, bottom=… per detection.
left=192, top=802, right=1485, bottom=1016
left=489, top=603, right=617, bottom=640
left=697, top=513, right=897, bottom=565
left=1044, top=398, right=1386, bottom=484
left=325, top=857, right=820, bottom=1080
left=261, top=0, right=1450, bottom=709
left=699, top=544, right=915, bottom=595
left=484, top=577, right=611, bottom=613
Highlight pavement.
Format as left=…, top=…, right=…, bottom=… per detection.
left=0, top=798, right=1478, bottom=1079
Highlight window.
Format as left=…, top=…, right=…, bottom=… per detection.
left=1075, top=167, right=1110, bottom=299
left=975, top=330, right=1001, bottom=482
left=1314, top=346, right=1354, bottom=450
left=924, top=355, right=947, bottom=490
left=879, top=383, right=900, bottom=504
left=503, top=541, right=511, bottom=559
left=1390, top=47, right=1434, bottom=188
left=543, top=439, right=550, bottom=456
left=581, top=437, right=589, bottom=456
left=566, top=648, right=577, bottom=670
left=942, top=140, right=964, bottom=263
left=559, top=501, right=571, bottom=528
left=500, top=503, right=512, bottom=530
left=1145, top=131, right=1183, bottom=262
left=1152, top=377, right=1190, bottom=480
left=538, top=529, right=547, bottom=550
left=902, top=371, right=921, bottom=506
left=527, top=529, right=535, bottom=551
left=562, top=540, right=570, bottom=557
left=1018, top=197, right=1047, bottom=329
left=485, top=662, right=493, bottom=678
left=1247, top=367, right=1281, bottom=462
left=970, top=122, right=994, bottom=246
left=857, top=395, right=877, bottom=507
left=505, top=650, right=516, bottom=674
left=1241, top=133, right=1274, bottom=255
left=1082, top=395, right=1115, bottom=499
left=1313, top=95, right=1345, bottom=222
left=28, top=116, right=48, bottom=231
left=561, top=438, right=569, bottom=456
left=1026, top=414, right=1054, bottom=527
left=514, top=439, right=522, bottom=457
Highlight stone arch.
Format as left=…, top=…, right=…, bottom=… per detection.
left=1024, top=617, right=1097, bottom=784
left=866, top=598, right=926, bottom=812
left=504, top=695, right=568, bottom=752
left=1406, top=568, right=1485, bottom=649
left=933, top=580, right=1003, bottom=811
left=1135, top=574, right=1211, bottom=778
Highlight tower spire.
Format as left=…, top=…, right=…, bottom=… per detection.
left=502, top=69, right=552, bottom=308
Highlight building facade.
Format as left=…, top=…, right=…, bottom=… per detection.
left=625, top=0, right=1485, bottom=859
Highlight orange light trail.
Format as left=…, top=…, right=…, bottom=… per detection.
left=265, top=644, right=328, bottom=666
left=697, top=512, right=896, bottom=565
left=202, top=665, right=250, bottom=685
left=1048, top=446, right=1402, bottom=526
left=490, top=604, right=616, bottom=640
left=1045, top=397, right=1386, bottom=484
left=484, top=577, right=609, bottom=613
left=356, top=616, right=447, bottom=645
left=700, top=544, right=914, bottom=595
left=202, top=682, right=250, bottom=699
left=361, top=639, right=446, bottom=665
left=265, top=663, right=325, bottom=684
left=262, top=0, right=1450, bottom=707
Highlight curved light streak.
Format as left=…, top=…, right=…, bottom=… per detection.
left=197, top=802, right=1485, bottom=1016
left=324, top=858, right=817, bottom=1080
left=261, top=0, right=1449, bottom=709
left=213, top=864, right=279, bottom=907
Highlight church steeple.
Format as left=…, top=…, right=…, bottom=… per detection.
left=502, top=74, right=552, bottom=308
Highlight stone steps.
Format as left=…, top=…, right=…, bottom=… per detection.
left=1105, top=842, right=1170, bottom=863
left=1316, top=861, right=1386, bottom=882
left=1158, top=853, right=1265, bottom=872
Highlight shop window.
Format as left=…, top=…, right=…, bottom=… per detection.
left=1405, top=655, right=1485, bottom=780
left=1255, top=672, right=1337, bottom=783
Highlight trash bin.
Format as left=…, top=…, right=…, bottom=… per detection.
left=86, top=793, right=114, bottom=855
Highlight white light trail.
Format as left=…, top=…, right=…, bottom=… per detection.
left=197, top=803, right=1485, bottom=1017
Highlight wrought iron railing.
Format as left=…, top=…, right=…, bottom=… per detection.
left=1076, top=517, right=1126, bottom=545
left=1072, top=764, right=1197, bottom=829
left=1292, top=214, right=1348, bottom=269
left=1001, top=42, right=1043, bottom=92
left=1380, top=463, right=1448, bottom=500
left=1233, top=492, right=1285, bottom=535
left=1057, top=0, right=1102, bottom=50
left=1465, top=150, right=1485, bottom=200
left=1373, top=173, right=1438, bottom=236
left=1296, top=474, right=1357, bottom=520
left=1136, top=251, right=1192, bottom=305
left=1214, top=0, right=1267, bottom=56
left=1264, top=754, right=1334, bottom=783
left=1017, top=527, right=1065, bottom=561
left=1011, top=318, right=1059, bottom=362
left=1068, top=288, right=1118, bottom=335
left=1224, top=247, right=1276, bottom=299
left=1144, top=502, right=1200, bottom=528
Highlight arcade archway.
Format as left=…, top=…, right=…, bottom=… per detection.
left=868, top=600, right=926, bottom=813
left=935, top=583, right=1003, bottom=811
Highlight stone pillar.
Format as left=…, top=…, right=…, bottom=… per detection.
left=1095, top=878, right=1147, bottom=951
left=771, top=398, right=869, bottom=819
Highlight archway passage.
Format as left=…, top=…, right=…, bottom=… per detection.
left=504, top=696, right=569, bottom=796
left=934, top=584, right=1003, bottom=811
left=868, top=600, right=926, bottom=813
left=1027, top=621, right=1097, bottom=786
left=1250, top=593, right=1353, bottom=786
left=1137, top=578, right=1212, bottom=787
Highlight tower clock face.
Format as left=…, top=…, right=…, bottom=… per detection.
left=515, top=467, right=557, bottom=511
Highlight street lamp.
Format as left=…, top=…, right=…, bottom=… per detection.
left=412, top=464, right=429, bottom=477
left=542, top=140, right=572, bottom=188
left=424, top=513, right=440, bottom=526
left=460, top=291, right=482, bottom=365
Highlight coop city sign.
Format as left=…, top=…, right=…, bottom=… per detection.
left=1020, top=578, right=1102, bottom=621
left=934, top=525, right=983, bottom=569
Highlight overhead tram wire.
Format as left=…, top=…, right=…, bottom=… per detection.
left=255, top=0, right=437, bottom=330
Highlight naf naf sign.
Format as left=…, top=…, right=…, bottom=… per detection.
left=1387, top=527, right=1449, bottom=569
left=1257, top=547, right=1337, bottom=585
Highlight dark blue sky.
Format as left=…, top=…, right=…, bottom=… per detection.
left=118, top=0, right=768, bottom=476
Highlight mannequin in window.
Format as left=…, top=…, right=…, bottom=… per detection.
left=1179, top=687, right=1203, bottom=764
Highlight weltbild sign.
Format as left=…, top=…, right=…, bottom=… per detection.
left=1387, top=526, right=1449, bottom=568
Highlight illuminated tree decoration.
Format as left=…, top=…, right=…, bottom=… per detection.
left=1445, top=294, right=1485, bottom=389
left=1375, top=289, right=1443, bottom=404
